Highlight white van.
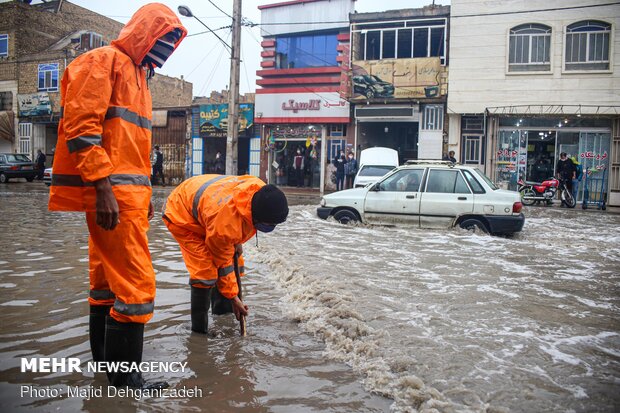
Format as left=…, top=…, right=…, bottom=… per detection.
left=353, top=147, right=399, bottom=188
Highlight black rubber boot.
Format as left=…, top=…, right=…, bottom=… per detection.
left=210, top=285, right=233, bottom=315
left=104, top=317, right=169, bottom=389
left=89, top=305, right=112, bottom=362
left=190, top=286, right=211, bottom=333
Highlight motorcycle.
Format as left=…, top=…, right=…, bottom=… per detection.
left=518, top=177, right=576, bottom=208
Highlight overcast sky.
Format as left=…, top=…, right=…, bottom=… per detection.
left=69, top=0, right=450, bottom=97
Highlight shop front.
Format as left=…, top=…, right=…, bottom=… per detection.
left=493, top=116, right=612, bottom=202
left=255, top=91, right=350, bottom=192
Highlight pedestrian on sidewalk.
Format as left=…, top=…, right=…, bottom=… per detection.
left=35, top=149, right=46, bottom=180
left=334, top=150, right=346, bottom=191
left=162, top=175, right=289, bottom=334
left=152, top=145, right=165, bottom=186
left=48, top=3, right=186, bottom=389
left=344, top=151, right=358, bottom=189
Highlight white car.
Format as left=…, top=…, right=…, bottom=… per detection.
left=43, top=167, right=52, bottom=186
left=317, top=161, right=524, bottom=235
left=353, top=147, right=399, bottom=188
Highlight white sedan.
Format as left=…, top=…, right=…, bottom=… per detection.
left=317, top=161, right=524, bottom=235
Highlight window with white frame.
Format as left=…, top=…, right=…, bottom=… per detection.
left=565, top=20, right=611, bottom=71
left=508, top=23, right=551, bottom=72
left=38, top=63, right=59, bottom=92
left=80, top=32, right=103, bottom=51
left=18, top=123, right=32, bottom=155
left=421, top=105, right=443, bottom=130
left=0, top=34, right=7, bottom=57
left=462, top=135, right=484, bottom=165
left=354, top=19, right=447, bottom=64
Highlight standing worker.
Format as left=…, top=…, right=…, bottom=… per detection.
left=152, top=145, right=165, bottom=186
left=162, top=175, right=289, bottom=333
left=48, top=3, right=186, bottom=389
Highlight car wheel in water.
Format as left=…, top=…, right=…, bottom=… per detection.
left=333, top=209, right=358, bottom=225
left=26, top=176, right=35, bottom=182
left=460, top=218, right=489, bottom=234
left=520, top=188, right=536, bottom=206
left=0, top=173, right=8, bottom=183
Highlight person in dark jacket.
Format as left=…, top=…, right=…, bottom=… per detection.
left=344, top=151, right=358, bottom=189
left=334, top=150, right=346, bottom=191
left=35, top=149, right=46, bottom=180
left=556, top=152, right=576, bottom=193
left=152, top=145, right=165, bottom=186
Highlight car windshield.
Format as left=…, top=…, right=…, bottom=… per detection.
left=6, top=154, right=31, bottom=162
left=358, top=165, right=395, bottom=177
left=473, top=168, right=498, bottom=190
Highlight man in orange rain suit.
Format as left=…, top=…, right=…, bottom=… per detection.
left=48, top=4, right=186, bottom=389
left=162, top=175, right=289, bottom=333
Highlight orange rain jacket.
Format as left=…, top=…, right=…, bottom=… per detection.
left=163, top=175, right=265, bottom=299
left=49, top=3, right=187, bottom=212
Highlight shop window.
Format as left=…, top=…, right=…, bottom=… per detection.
left=329, top=124, right=346, bottom=137
left=422, top=105, right=443, bottom=131
left=275, top=32, right=338, bottom=69
left=0, top=34, right=7, bottom=57
left=565, top=20, right=611, bottom=71
left=38, top=63, right=59, bottom=92
left=508, top=23, right=551, bottom=72
left=397, top=29, right=412, bottom=58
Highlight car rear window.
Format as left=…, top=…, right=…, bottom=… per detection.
left=473, top=168, right=498, bottom=190
left=358, top=165, right=395, bottom=177
left=6, top=154, right=31, bottom=162
left=462, top=170, right=486, bottom=194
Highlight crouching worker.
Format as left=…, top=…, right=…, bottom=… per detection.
left=48, top=3, right=187, bottom=389
left=162, top=175, right=289, bottom=333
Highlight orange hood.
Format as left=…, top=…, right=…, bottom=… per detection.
left=111, top=2, right=187, bottom=66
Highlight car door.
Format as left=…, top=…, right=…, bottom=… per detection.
left=419, top=169, right=474, bottom=228
left=0, top=155, right=6, bottom=173
left=363, top=168, right=424, bottom=226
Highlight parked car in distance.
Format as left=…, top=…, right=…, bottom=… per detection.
left=0, top=153, right=38, bottom=183
left=352, top=75, right=394, bottom=99
left=318, top=160, right=525, bottom=236
left=43, top=167, right=52, bottom=186
left=353, top=147, right=399, bottom=188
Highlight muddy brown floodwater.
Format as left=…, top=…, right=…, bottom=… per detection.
left=1, top=183, right=619, bottom=413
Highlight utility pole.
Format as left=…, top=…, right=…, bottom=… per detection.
left=226, top=0, right=242, bottom=175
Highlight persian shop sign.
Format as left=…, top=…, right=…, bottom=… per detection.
left=199, top=103, right=254, bottom=138
left=255, top=92, right=349, bottom=122
left=350, top=57, right=443, bottom=101
left=17, top=92, right=52, bottom=117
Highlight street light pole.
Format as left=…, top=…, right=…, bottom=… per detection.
left=226, top=0, right=242, bottom=175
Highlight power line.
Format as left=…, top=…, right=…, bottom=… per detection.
left=207, top=0, right=232, bottom=19
left=451, top=1, right=620, bottom=18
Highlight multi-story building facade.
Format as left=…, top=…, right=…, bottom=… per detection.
left=255, top=0, right=354, bottom=191
left=447, top=0, right=619, bottom=206
left=0, top=0, right=192, bottom=171
left=349, top=5, right=450, bottom=163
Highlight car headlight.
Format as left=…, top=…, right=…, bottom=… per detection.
left=320, top=198, right=326, bottom=207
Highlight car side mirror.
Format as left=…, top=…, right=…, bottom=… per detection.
left=372, top=183, right=381, bottom=191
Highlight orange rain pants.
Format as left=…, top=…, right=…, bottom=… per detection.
left=86, top=209, right=155, bottom=324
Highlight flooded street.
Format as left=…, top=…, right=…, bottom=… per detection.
left=1, top=183, right=619, bottom=412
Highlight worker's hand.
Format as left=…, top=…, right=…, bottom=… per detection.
left=234, top=244, right=243, bottom=257
left=148, top=200, right=154, bottom=220
left=232, top=296, right=248, bottom=321
left=93, top=177, right=119, bottom=230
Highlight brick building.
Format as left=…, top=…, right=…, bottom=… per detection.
left=0, top=0, right=192, bottom=171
